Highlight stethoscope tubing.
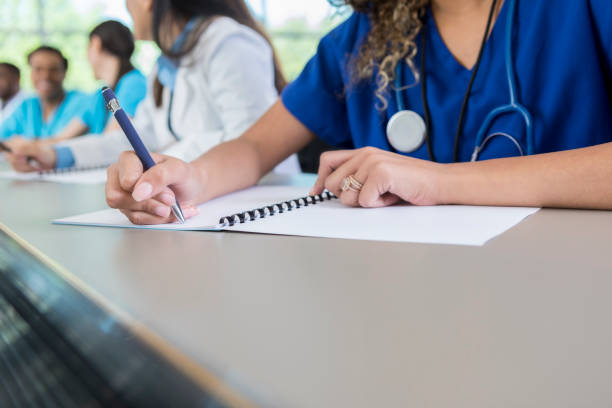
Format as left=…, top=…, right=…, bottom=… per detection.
left=472, top=0, right=534, bottom=156
left=392, top=0, right=534, bottom=160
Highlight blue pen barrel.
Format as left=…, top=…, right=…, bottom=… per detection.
left=113, top=108, right=156, bottom=170
left=103, top=86, right=185, bottom=223
left=103, top=86, right=156, bottom=171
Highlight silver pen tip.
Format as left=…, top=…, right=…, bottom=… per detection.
left=172, top=204, right=186, bottom=224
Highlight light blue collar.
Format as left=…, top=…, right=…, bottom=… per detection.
left=157, top=19, right=199, bottom=91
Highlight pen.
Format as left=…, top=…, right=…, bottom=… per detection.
left=0, top=141, right=12, bottom=153
left=102, top=86, right=185, bottom=223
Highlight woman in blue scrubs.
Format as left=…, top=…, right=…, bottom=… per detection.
left=106, top=0, right=612, bottom=224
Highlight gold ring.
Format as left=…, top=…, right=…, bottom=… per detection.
left=341, top=175, right=363, bottom=193
left=341, top=177, right=351, bottom=192
left=348, top=175, right=363, bottom=189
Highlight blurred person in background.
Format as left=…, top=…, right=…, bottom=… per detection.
left=0, top=62, right=25, bottom=124
left=45, top=20, right=147, bottom=144
left=6, top=0, right=299, bottom=174
left=0, top=46, right=87, bottom=143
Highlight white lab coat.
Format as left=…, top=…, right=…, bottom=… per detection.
left=63, top=17, right=299, bottom=173
left=0, top=90, right=25, bottom=125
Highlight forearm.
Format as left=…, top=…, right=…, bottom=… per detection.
left=191, top=100, right=314, bottom=203
left=440, top=142, right=612, bottom=209
left=64, top=131, right=131, bottom=167
left=191, top=137, right=265, bottom=203
left=44, top=120, right=88, bottom=144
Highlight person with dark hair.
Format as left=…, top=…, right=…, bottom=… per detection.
left=7, top=0, right=298, bottom=174
left=96, top=0, right=612, bottom=225
left=0, top=46, right=87, bottom=142
left=41, top=20, right=147, bottom=144
left=0, top=62, right=25, bottom=124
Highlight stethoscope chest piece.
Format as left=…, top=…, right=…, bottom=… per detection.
left=386, top=110, right=427, bottom=153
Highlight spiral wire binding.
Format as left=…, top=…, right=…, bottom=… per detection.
left=218, top=191, right=337, bottom=228
left=37, top=163, right=111, bottom=176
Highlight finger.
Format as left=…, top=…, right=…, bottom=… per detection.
left=5, top=137, right=24, bottom=150
left=119, top=209, right=172, bottom=226
left=16, top=140, right=55, bottom=170
left=323, top=154, right=366, bottom=198
left=27, top=157, right=42, bottom=170
left=358, top=174, right=401, bottom=208
left=339, top=166, right=369, bottom=207
left=311, top=150, right=357, bottom=195
left=117, top=151, right=144, bottom=191
left=107, top=164, right=160, bottom=212
left=150, top=152, right=169, bottom=163
left=107, top=162, right=184, bottom=217
left=10, top=159, right=29, bottom=173
left=11, top=140, right=38, bottom=157
left=9, top=142, right=46, bottom=171
left=137, top=190, right=180, bottom=218
left=107, top=182, right=171, bottom=215
left=8, top=154, right=39, bottom=173
left=119, top=205, right=200, bottom=226
left=132, top=157, right=191, bottom=202
left=155, top=188, right=178, bottom=207
left=105, top=163, right=127, bottom=208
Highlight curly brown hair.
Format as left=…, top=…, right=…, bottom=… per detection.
left=331, top=0, right=429, bottom=109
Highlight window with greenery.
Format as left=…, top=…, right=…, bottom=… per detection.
left=0, top=0, right=349, bottom=94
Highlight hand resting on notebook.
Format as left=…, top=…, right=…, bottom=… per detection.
left=311, top=147, right=442, bottom=208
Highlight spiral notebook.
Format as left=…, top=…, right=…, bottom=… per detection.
left=0, top=165, right=108, bottom=184
left=53, top=186, right=539, bottom=246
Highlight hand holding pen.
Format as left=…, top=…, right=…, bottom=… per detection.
left=103, top=86, right=187, bottom=223
left=1, top=139, right=47, bottom=172
left=106, top=151, right=201, bottom=224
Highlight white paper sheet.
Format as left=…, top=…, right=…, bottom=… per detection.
left=0, top=168, right=107, bottom=184
left=53, top=186, right=540, bottom=246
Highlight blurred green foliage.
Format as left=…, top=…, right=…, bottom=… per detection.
left=0, top=0, right=348, bottom=93
left=270, top=16, right=344, bottom=80
left=0, top=0, right=103, bottom=92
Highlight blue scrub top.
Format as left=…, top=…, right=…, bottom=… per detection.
left=0, top=90, right=88, bottom=140
left=79, top=69, right=147, bottom=134
left=282, top=0, right=612, bottom=163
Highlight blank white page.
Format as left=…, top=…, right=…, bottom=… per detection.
left=53, top=185, right=539, bottom=246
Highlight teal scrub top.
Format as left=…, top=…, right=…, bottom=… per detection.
left=0, top=90, right=88, bottom=140
left=79, top=69, right=147, bottom=134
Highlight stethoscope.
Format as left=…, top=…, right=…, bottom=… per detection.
left=386, top=0, right=533, bottom=162
left=157, top=19, right=200, bottom=142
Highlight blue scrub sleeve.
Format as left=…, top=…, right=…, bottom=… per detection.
left=77, top=93, right=98, bottom=130
left=281, top=21, right=354, bottom=148
left=53, top=146, right=75, bottom=169
left=115, top=73, right=147, bottom=118
left=0, top=106, right=25, bottom=140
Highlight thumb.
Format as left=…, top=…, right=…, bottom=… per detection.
left=131, top=157, right=191, bottom=202
left=310, top=150, right=355, bottom=195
